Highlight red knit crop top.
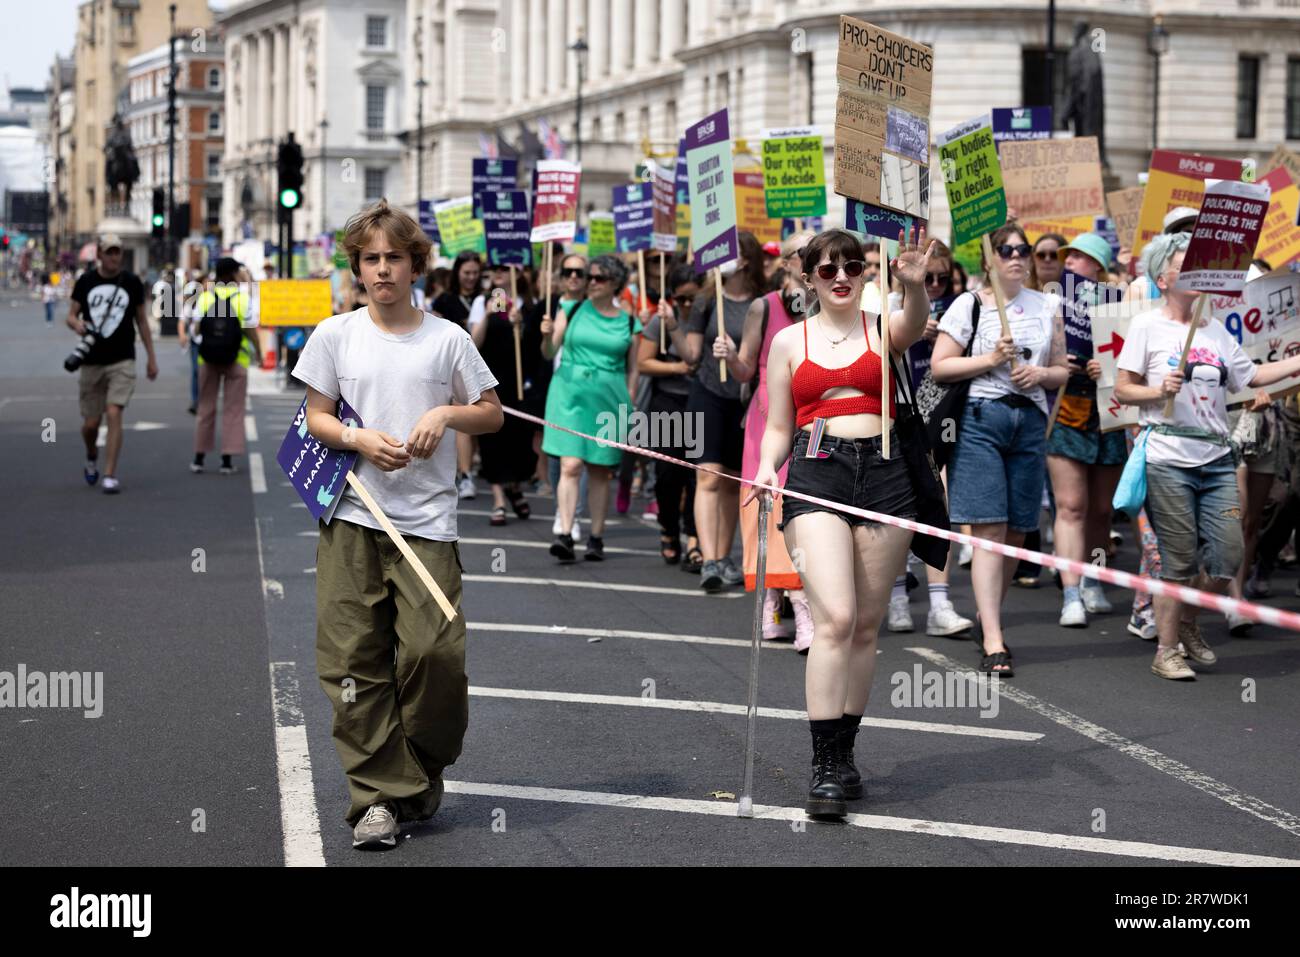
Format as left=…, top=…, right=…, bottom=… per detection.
left=790, top=312, right=896, bottom=427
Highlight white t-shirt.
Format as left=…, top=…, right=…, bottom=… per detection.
left=938, top=287, right=1060, bottom=416
left=292, top=307, right=499, bottom=541
left=1117, top=307, right=1256, bottom=468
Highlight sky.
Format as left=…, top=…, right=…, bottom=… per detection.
left=5, top=2, right=229, bottom=93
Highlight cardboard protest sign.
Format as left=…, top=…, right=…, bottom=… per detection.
left=651, top=162, right=678, bottom=253
left=1254, top=166, right=1300, bottom=268
left=1175, top=179, right=1271, bottom=292
left=685, top=108, right=739, bottom=271
left=937, top=115, right=1005, bottom=246
left=674, top=142, right=691, bottom=250
left=833, top=15, right=932, bottom=218
left=530, top=160, right=582, bottom=243
left=1264, top=146, right=1300, bottom=185
left=613, top=182, right=654, bottom=253
left=1133, top=150, right=1251, bottom=261
left=433, top=196, right=486, bottom=255
left=1204, top=272, right=1300, bottom=403
left=991, top=107, right=1052, bottom=144
left=1090, top=299, right=1142, bottom=430
left=277, top=397, right=361, bottom=523
left=258, top=279, right=333, bottom=326
left=735, top=169, right=783, bottom=244
left=1106, top=187, right=1146, bottom=252
left=761, top=127, right=828, bottom=218
left=482, top=190, right=532, bottom=266
left=588, top=212, right=615, bottom=258
left=999, top=137, right=1104, bottom=221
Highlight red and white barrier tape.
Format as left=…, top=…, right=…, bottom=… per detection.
left=502, top=404, right=1300, bottom=634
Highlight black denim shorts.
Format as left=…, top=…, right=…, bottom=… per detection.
left=778, top=428, right=919, bottom=532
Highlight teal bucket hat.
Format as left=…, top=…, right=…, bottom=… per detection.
left=1058, top=232, right=1113, bottom=273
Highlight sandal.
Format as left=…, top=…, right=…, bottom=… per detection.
left=681, top=545, right=704, bottom=574
left=974, top=633, right=1014, bottom=677
left=660, top=534, right=682, bottom=565
left=505, top=487, right=531, bottom=519
left=490, top=506, right=508, bottom=527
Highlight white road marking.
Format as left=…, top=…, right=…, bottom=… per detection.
left=459, top=536, right=657, bottom=557
left=248, top=451, right=267, bottom=493
left=442, top=781, right=1300, bottom=867
left=469, top=621, right=781, bottom=650
left=909, top=646, right=1300, bottom=841
left=269, top=662, right=326, bottom=867
left=458, top=508, right=624, bottom=526
left=463, top=574, right=746, bottom=599
left=469, top=685, right=1042, bottom=741
left=244, top=414, right=259, bottom=443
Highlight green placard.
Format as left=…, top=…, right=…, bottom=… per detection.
left=433, top=197, right=487, bottom=256
left=761, top=130, right=828, bottom=218
left=588, top=213, right=615, bottom=258
left=951, top=236, right=984, bottom=280
left=937, top=115, right=1007, bottom=247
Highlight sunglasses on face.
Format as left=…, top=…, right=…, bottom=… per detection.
left=674, top=294, right=696, bottom=308
left=997, top=244, right=1033, bottom=260
left=925, top=272, right=951, bottom=285
left=1034, top=250, right=1058, bottom=261
left=587, top=273, right=610, bottom=284
left=560, top=267, right=586, bottom=278
left=814, top=260, right=867, bottom=281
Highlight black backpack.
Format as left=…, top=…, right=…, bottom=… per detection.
left=198, top=292, right=243, bottom=365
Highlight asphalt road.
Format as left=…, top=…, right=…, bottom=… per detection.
left=4, top=292, right=1300, bottom=867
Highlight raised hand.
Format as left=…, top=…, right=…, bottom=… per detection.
left=890, top=225, right=937, bottom=289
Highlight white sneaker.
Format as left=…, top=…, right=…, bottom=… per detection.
left=926, top=602, right=973, bottom=636
left=1127, top=610, right=1158, bottom=641
left=101, top=476, right=121, bottom=495
left=552, top=513, right=563, bottom=536
left=352, top=802, right=399, bottom=849
left=456, top=473, right=477, bottom=499
left=1225, top=609, right=1253, bottom=636
left=791, top=594, right=814, bottom=654
left=958, top=543, right=973, bottom=567
left=1152, top=647, right=1196, bottom=681
left=570, top=519, right=581, bottom=540
left=1059, top=598, right=1088, bottom=628
left=886, top=595, right=914, bottom=633
left=1081, top=582, right=1113, bottom=614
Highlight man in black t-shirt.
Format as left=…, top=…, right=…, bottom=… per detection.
left=67, top=234, right=157, bottom=494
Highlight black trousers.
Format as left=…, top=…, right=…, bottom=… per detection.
left=648, top=389, right=697, bottom=540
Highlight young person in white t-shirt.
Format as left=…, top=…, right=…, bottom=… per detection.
left=1116, top=233, right=1300, bottom=681
left=931, top=223, right=1070, bottom=677
left=292, top=200, right=503, bottom=848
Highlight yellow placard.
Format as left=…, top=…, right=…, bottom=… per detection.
left=1255, top=166, right=1300, bottom=268
left=257, top=279, right=333, bottom=326
left=1020, top=215, right=1095, bottom=246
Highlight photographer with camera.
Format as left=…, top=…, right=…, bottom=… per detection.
left=66, top=234, right=157, bottom=494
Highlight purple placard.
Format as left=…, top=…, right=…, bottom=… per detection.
left=684, top=108, right=729, bottom=151
left=1060, top=270, right=1124, bottom=360
left=472, top=158, right=518, bottom=217
left=277, top=397, right=363, bottom=523
left=685, top=109, right=739, bottom=272
left=613, top=183, right=654, bottom=253
left=846, top=198, right=922, bottom=240
left=483, top=189, right=532, bottom=266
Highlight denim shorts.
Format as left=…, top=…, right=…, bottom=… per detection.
left=778, top=428, right=918, bottom=532
left=1144, top=454, right=1243, bottom=581
left=947, top=397, right=1047, bottom=532
left=1046, top=421, right=1129, bottom=466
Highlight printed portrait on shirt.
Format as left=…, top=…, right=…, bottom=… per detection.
left=1182, top=346, right=1229, bottom=429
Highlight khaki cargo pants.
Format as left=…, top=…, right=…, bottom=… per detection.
left=316, top=518, right=468, bottom=826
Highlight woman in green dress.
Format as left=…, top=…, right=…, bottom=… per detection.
left=541, top=254, right=642, bottom=562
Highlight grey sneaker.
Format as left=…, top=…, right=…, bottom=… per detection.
left=1080, top=582, right=1113, bottom=614
left=352, top=802, right=399, bottom=849
left=719, top=556, right=744, bottom=587
left=700, top=560, right=724, bottom=593
left=887, top=595, right=914, bottom=633
left=1178, top=620, right=1217, bottom=666
left=1059, top=598, right=1088, bottom=628
left=1152, top=646, right=1196, bottom=680
left=926, top=602, right=973, bottom=637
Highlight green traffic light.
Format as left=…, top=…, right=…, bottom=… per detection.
left=279, top=188, right=301, bottom=209
left=151, top=214, right=164, bottom=227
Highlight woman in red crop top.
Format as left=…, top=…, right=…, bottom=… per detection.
left=744, top=227, right=936, bottom=820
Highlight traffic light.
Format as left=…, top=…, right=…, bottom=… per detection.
left=0, top=231, right=8, bottom=251
left=151, top=188, right=165, bottom=239
left=277, top=134, right=304, bottom=211
left=171, top=202, right=190, bottom=240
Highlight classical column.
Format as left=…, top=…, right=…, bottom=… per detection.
left=565, top=0, right=584, bottom=90
left=660, top=0, right=683, bottom=62
left=547, top=0, right=565, bottom=94
left=528, top=0, right=545, bottom=95
left=609, top=0, right=630, bottom=74
left=588, top=0, right=608, bottom=81
left=274, top=27, right=288, bottom=138
left=633, top=0, right=655, bottom=70
left=511, top=0, right=527, bottom=104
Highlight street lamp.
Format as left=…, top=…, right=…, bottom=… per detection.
left=1148, top=17, right=1170, bottom=151
left=319, top=116, right=329, bottom=233
left=415, top=15, right=427, bottom=214
left=569, top=35, right=589, bottom=163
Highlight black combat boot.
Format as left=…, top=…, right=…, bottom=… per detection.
left=807, top=724, right=847, bottom=819
left=838, top=716, right=864, bottom=800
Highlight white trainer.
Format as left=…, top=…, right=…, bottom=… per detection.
left=1080, top=582, right=1113, bottom=614
left=926, top=602, right=973, bottom=637
left=1059, top=598, right=1088, bottom=628
left=886, top=595, right=914, bottom=633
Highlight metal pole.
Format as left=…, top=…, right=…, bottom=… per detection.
left=1152, top=55, right=1160, bottom=151
left=1045, top=0, right=1056, bottom=112
left=575, top=57, right=584, bottom=164
left=167, top=3, right=177, bottom=263
left=738, top=494, right=772, bottom=819
left=415, top=16, right=426, bottom=214
left=319, top=118, right=329, bottom=233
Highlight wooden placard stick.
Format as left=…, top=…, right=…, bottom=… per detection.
left=542, top=241, right=553, bottom=328
left=980, top=233, right=1017, bottom=371
left=878, top=235, right=891, bottom=459
left=510, top=264, right=523, bottom=401
left=637, top=247, right=648, bottom=317
left=659, top=251, right=667, bottom=353
left=1164, top=295, right=1209, bottom=417
left=1044, top=387, right=1066, bottom=440
left=716, top=265, right=728, bottom=383
left=345, top=472, right=458, bottom=621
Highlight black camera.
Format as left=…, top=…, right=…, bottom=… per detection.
left=64, top=330, right=98, bottom=372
